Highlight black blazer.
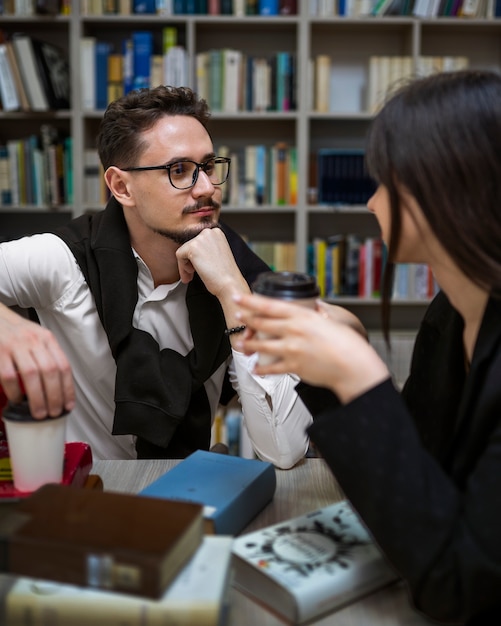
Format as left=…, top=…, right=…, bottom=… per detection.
left=303, top=291, right=501, bottom=624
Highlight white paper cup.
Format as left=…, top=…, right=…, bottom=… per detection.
left=252, top=271, right=320, bottom=366
left=3, top=401, right=67, bottom=493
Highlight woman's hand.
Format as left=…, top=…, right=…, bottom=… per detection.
left=233, top=293, right=389, bottom=404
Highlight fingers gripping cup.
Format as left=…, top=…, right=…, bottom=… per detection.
left=252, top=271, right=320, bottom=366
left=2, top=401, right=68, bottom=493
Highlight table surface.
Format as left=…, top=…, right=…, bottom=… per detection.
left=93, top=458, right=435, bottom=626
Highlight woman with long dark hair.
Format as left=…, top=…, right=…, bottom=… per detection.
left=234, top=70, right=501, bottom=624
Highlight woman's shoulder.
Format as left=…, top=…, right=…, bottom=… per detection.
left=421, top=290, right=460, bottom=330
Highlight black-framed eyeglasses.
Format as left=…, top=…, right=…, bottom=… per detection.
left=121, top=157, right=231, bottom=190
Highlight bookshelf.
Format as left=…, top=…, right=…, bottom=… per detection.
left=2, top=2, right=500, bottom=379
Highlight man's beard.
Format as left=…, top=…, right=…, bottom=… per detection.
left=153, top=201, right=220, bottom=245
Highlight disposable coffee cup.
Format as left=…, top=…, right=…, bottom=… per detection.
left=252, top=271, right=320, bottom=365
left=2, top=401, right=67, bottom=493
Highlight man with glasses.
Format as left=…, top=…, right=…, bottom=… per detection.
left=0, top=85, right=313, bottom=466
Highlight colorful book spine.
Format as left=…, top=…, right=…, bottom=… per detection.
left=132, top=31, right=153, bottom=90
left=122, top=37, right=134, bottom=94
left=259, top=0, right=279, bottom=13
left=95, top=41, right=111, bottom=110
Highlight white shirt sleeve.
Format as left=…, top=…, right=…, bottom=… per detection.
left=228, top=349, right=313, bottom=469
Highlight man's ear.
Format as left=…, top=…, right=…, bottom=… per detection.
left=104, top=166, right=134, bottom=207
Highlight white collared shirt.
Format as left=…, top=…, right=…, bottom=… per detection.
left=0, top=234, right=312, bottom=467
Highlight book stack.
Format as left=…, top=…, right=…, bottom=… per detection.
left=0, top=535, right=234, bottom=626
left=0, top=33, right=69, bottom=112
left=0, top=483, right=205, bottom=598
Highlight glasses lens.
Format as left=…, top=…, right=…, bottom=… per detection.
left=168, top=159, right=229, bottom=189
left=208, top=159, right=230, bottom=185
left=169, top=161, right=197, bottom=189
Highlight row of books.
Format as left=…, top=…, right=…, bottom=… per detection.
left=309, top=235, right=381, bottom=299
left=80, top=27, right=294, bottom=113
left=81, top=29, right=188, bottom=110
left=308, top=234, right=438, bottom=300
left=82, top=0, right=297, bottom=15
left=316, top=149, right=376, bottom=206
left=246, top=240, right=297, bottom=272
left=374, top=0, right=501, bottom=17
left=0, top=127, right=72, bottom=208
left=217, top=142, right=297, bottom=207
left=197, top=49, right=296, bottom=113
left=368, top=54, right=469, bottom=113
left=83, top=144, right=379, bottom=212
left=0, top=0, right=70, bottom=14
left=83, top=142, right=297, bottom=208
left=0, top=33, right=70, bottom=112
left=310, top=0, right=501, bottom=16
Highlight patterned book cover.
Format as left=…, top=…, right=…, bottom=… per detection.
left=232, top=500, right=399, bottom=624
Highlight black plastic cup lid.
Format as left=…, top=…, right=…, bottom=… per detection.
left=252, top=271, right=320, bottom=299
left=2, top=400, right=68, bottom=423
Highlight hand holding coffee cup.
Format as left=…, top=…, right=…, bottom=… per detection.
left=251, top=271, right=320, bottom=366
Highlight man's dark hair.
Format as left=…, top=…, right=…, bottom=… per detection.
left=97, top=85, right=211, bottom=171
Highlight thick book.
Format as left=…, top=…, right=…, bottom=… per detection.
left=0, top=535, right=233, bottom=626
left=232, top=500, right=399, bottom=624
left=0, top=483, right=204, bottom=599
left=139, top=449, right=276, bottom=536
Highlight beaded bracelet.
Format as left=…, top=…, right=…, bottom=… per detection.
left=224, top=325, right=247, bottom=336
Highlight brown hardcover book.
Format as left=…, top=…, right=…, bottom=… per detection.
left=0, top=483, right=204, bottom=599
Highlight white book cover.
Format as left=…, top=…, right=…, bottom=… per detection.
left=1, top=536, right=234, bottom=626
left=232, top=500, right=399, bottom=624
left=164, top=46, right=187, bottom=88
left=11, top=36, right=49, bottom=111
left=222, top=48, right=242, bottom=114
left=80, top=36, right=96, bottom=110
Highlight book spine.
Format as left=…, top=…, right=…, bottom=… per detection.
left=11, top=36, right=49, bottom=111
left=95, top=41, right=111, bottom=110
left=107, top=54, right=124, bottom=103
left=0, top=44, right=19, bottom=111
left=259, top=0, right=279, bottom=13
left=0, top=145, right=12, bottom=206
left=80, top=37, right=96, bottom=109
left=122, top=37, right=134, bottom=95
left=132, top=31, right=153, bottom=90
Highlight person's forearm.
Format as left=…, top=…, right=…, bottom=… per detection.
left=229, top=351, right=312, bottom=469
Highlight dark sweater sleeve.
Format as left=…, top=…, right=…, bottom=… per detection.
left=307, top=379, right=501, bottom=624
